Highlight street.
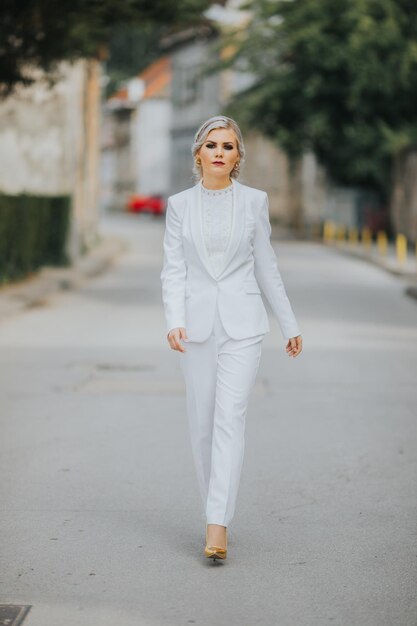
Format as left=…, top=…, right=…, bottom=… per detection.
left=1, top=212, right=416, bottom=626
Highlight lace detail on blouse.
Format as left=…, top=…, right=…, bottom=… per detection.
left=201, top=182, right=233, bottom=278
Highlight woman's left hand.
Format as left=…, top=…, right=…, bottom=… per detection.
left=286, top=335, right=302, bottom=358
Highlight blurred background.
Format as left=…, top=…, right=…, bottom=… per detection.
left=1, top=0, right=417, bottom=281
left=1, top=3, right=417, bottom=625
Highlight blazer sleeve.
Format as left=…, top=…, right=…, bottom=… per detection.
left=253, top=192, right=302, bottom=341
left=160, top=197, right=187, bottom=335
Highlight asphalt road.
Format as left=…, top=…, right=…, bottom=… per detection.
left=1, top=212, right=416, bottom=626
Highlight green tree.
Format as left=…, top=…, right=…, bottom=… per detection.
left=0, top=0, right=213, bottom=96
left=221, top=0, right=417, bottom=198
left=105, top=23, right=168, bottom=98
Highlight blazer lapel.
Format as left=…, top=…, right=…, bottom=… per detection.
left=189, top=177, right=246, bottom=280
left=190, top=179, right=216, bottom=279
left=218, top=178, right=245, bottom=278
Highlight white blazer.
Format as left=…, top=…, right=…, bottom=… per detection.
left=160, top=177, right=301, bottom=342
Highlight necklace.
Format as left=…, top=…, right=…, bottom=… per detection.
left=201, top=182, right=233, bottom=196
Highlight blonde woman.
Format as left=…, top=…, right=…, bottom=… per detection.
left=160, top=115, right=302, bottom=561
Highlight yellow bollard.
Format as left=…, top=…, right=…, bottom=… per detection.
left=323, top=220, right=336, bottom=242
left=336, top=225, right=345, bottom=242
left=396, top=234, right=407, bottom=264
left=376, top=231, right=388, bottom=256
left=361, top=226, right=372, bottom=250
left=348, top=227, right=358, bottom=245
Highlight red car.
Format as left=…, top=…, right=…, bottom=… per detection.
left=127, top=194, right=165, bottom=215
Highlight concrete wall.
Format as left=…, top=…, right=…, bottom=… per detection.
left=300, top=152, right=386, bottom=235
left=237, top=131, right=291, bottom=221
left=242, top=140, right=376, bottom=233
left=134, top=98, right=172, bottom=197
left=0, top=59, right=102, bottom=259
left=100, top=108, right=134, bottom=212
left=391, top=148, right=417, bottom=242
left=100, top=97, right=172, bottom=210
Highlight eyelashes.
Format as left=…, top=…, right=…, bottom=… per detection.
left=206, top=143, right=234, bottom=150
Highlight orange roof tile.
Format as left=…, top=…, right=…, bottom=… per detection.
left=108, top=56, right=171, bottom=102
left=139, top=56, right=171, bottom=99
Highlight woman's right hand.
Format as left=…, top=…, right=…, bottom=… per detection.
left=167, top=327, right=189, bottom=352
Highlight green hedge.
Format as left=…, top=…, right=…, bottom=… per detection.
left=0, top=193, right=71, bottom=283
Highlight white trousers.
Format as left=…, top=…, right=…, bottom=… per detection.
left=179, top=300, right=264, bottom=527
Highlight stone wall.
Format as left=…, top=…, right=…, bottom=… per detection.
left=391, top=148, right=417, bottom=242
left=0, top=59, right=101, bottom=260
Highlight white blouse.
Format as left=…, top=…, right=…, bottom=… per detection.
left=201, top=182, right=233, bottom=278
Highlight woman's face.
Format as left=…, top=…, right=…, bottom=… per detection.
left=197, top=128, right=239, bottom=179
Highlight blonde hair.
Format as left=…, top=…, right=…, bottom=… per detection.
left=191, top=115, right=245, bottom=182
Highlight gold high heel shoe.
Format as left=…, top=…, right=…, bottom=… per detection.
left=204, top=526, right=227, bottom=560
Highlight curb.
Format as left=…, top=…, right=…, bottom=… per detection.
left=327, top=241, right=417, bottom=277
left=0, top=234, right=128, bottom=322
left=405, top=285, right=417, bottom=301
left=323, top=241, right=417, bottom=302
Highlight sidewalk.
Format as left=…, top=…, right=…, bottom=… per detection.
left=270, top=222, right=417, bottom=301
left=323, top=239, right=417, bottom=300
left=0, top=233, right=127, bottom=321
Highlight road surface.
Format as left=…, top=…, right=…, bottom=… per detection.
left=1, top=212, right=416, bottom=626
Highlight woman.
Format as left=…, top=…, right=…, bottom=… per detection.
left=160, top=115, right=302, bottom=561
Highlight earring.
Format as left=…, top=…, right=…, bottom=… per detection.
left=234, top=161, right=240, bottom=170
left=196, top=158, right=201, bottom=165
